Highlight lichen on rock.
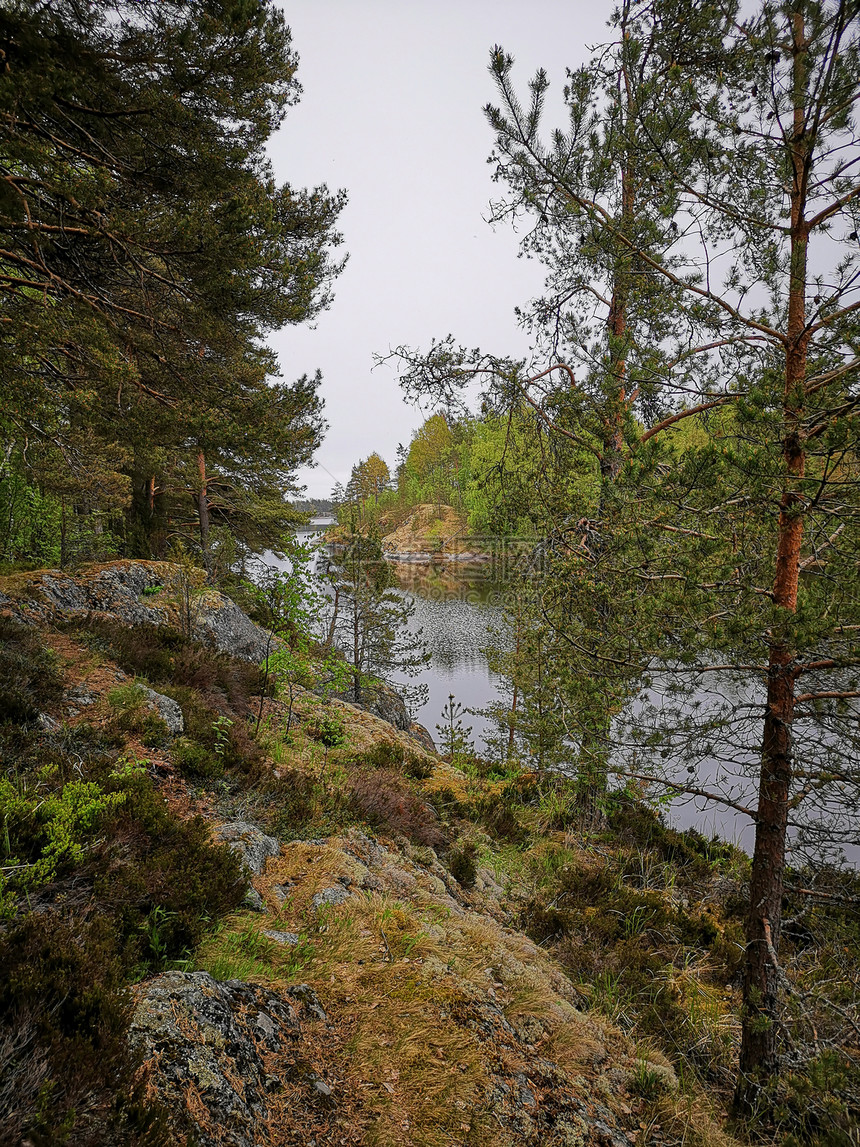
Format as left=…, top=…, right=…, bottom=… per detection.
left=214, top=821, right=281, bottom=876
left=129, top=971, right=326, bottom=1147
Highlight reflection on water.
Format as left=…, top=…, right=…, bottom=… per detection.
left=385, top=563, right=505, bottom=747
left=290, top=526, right=506, bottom=748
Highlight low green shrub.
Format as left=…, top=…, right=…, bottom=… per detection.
left=264, top=767, right=354, bottom=840
left=0, top=772, right=125, bottom=906
left=0, top=712, right=243, bottom=1145
left=448, top=840, right=478, bottom=886
left=171, top=735, right=222, bottom=778
left=306, top=713, right=346, bottom=748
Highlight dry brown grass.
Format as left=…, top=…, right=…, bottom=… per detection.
left=643, top=1091, right=746, bottom=1147
left=191, top=829, right=660, bottom=1147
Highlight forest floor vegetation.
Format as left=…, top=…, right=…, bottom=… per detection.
left=0, top=562, right=856, bottom=1146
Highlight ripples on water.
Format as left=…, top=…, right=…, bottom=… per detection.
left=383, top=563, right=506, bottom=744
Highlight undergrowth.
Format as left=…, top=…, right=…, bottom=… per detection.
left=0, top=622, right=246, bottom=1145
left=3, top=609, right=857, bottom=1147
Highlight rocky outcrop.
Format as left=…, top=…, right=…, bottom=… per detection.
left=409, top=721, right=436, bottom=752
left=328, top=505, right=491, bottom=564
left=193, top=593, right=273, bottom=663
left=379, top=503, right=474, bottom=560
left=0, top=561, right=273, bottom=663
left=335, top=679, right=411, bottom=732
left=1, top=562, right=433, bottom=751
left=129, top=972, right=328, bottom=1147
left=140, top=685, right=184, bottom=735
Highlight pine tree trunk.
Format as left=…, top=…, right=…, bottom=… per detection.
left=735, top=11, right=809, bottom=1111
left=352, top=598, right=362, bottom=705
left=196, top=449, right=213, bottom=580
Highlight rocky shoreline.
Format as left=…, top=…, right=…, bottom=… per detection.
left=327, top=503, right=493, bottom=566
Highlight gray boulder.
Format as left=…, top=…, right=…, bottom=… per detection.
left=262, top=929, right=300, bottom=946
left=335, top=678, right=411, bottom=731
left=129, top=971, right=326, bottom=1147
left=64, top=684, right=97, bottom=708
left=3, top=562, right=275, bottom=665
left=311, top=885, right=351, bottom=910
left=242, top=887, right=266, bottom=913
left=409, top=722, right=436, bottom=753
left=140, top=686, right=184, bottom=735
left=38, top=566, right=168, bottom=628
left=193, top=595, right=273, bottom=663
left=214, top=821, right=280, bottom=876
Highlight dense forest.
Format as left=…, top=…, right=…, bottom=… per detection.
left=0, top=0, right=345, bottom=579
left=2, top=1, right=860, bottom=1146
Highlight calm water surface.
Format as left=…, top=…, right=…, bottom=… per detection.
left=291, top=519, right=503, bottom=750
left=283, top=520, right=855, bottom=861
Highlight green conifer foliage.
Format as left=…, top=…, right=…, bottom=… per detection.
left=0, top=0, right=345, bottom=567
left=391, top=0, right=860, bottom=1119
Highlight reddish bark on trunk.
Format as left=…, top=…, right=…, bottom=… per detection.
left=196, top=449, right=213, bottom=579
left=735, top=9, right=810, bottom=1112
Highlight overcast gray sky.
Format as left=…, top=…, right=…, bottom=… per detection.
left=267, top=2, right=611, bottom=499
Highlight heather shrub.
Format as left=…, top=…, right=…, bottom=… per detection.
left=73, top=619, right=265, bottom=708
left=171, top=735, right=222, bottom=778
left=0, top=914, right=173, bottom=1146
left=348, top=767, right=443, bottom=847
left=362, top=739, right=432, bottom=780
left=0, top=617, right=63, bottom=724
left=448, top=840, right=478, bottom=886
left=105, top=683, right=170, bottom=746
left=158, top=683, right=262, bottom=775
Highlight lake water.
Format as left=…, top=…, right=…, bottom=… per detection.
left=290, top=518, right=504, bottom=751
left=278, top=519, right=857, bottom=862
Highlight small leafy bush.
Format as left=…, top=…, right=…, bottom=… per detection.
left=171, top=736, right=221, bottom=778
left=0, top=772, right=125, bottom=904
left=306, top=713, right=345, bottom=748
